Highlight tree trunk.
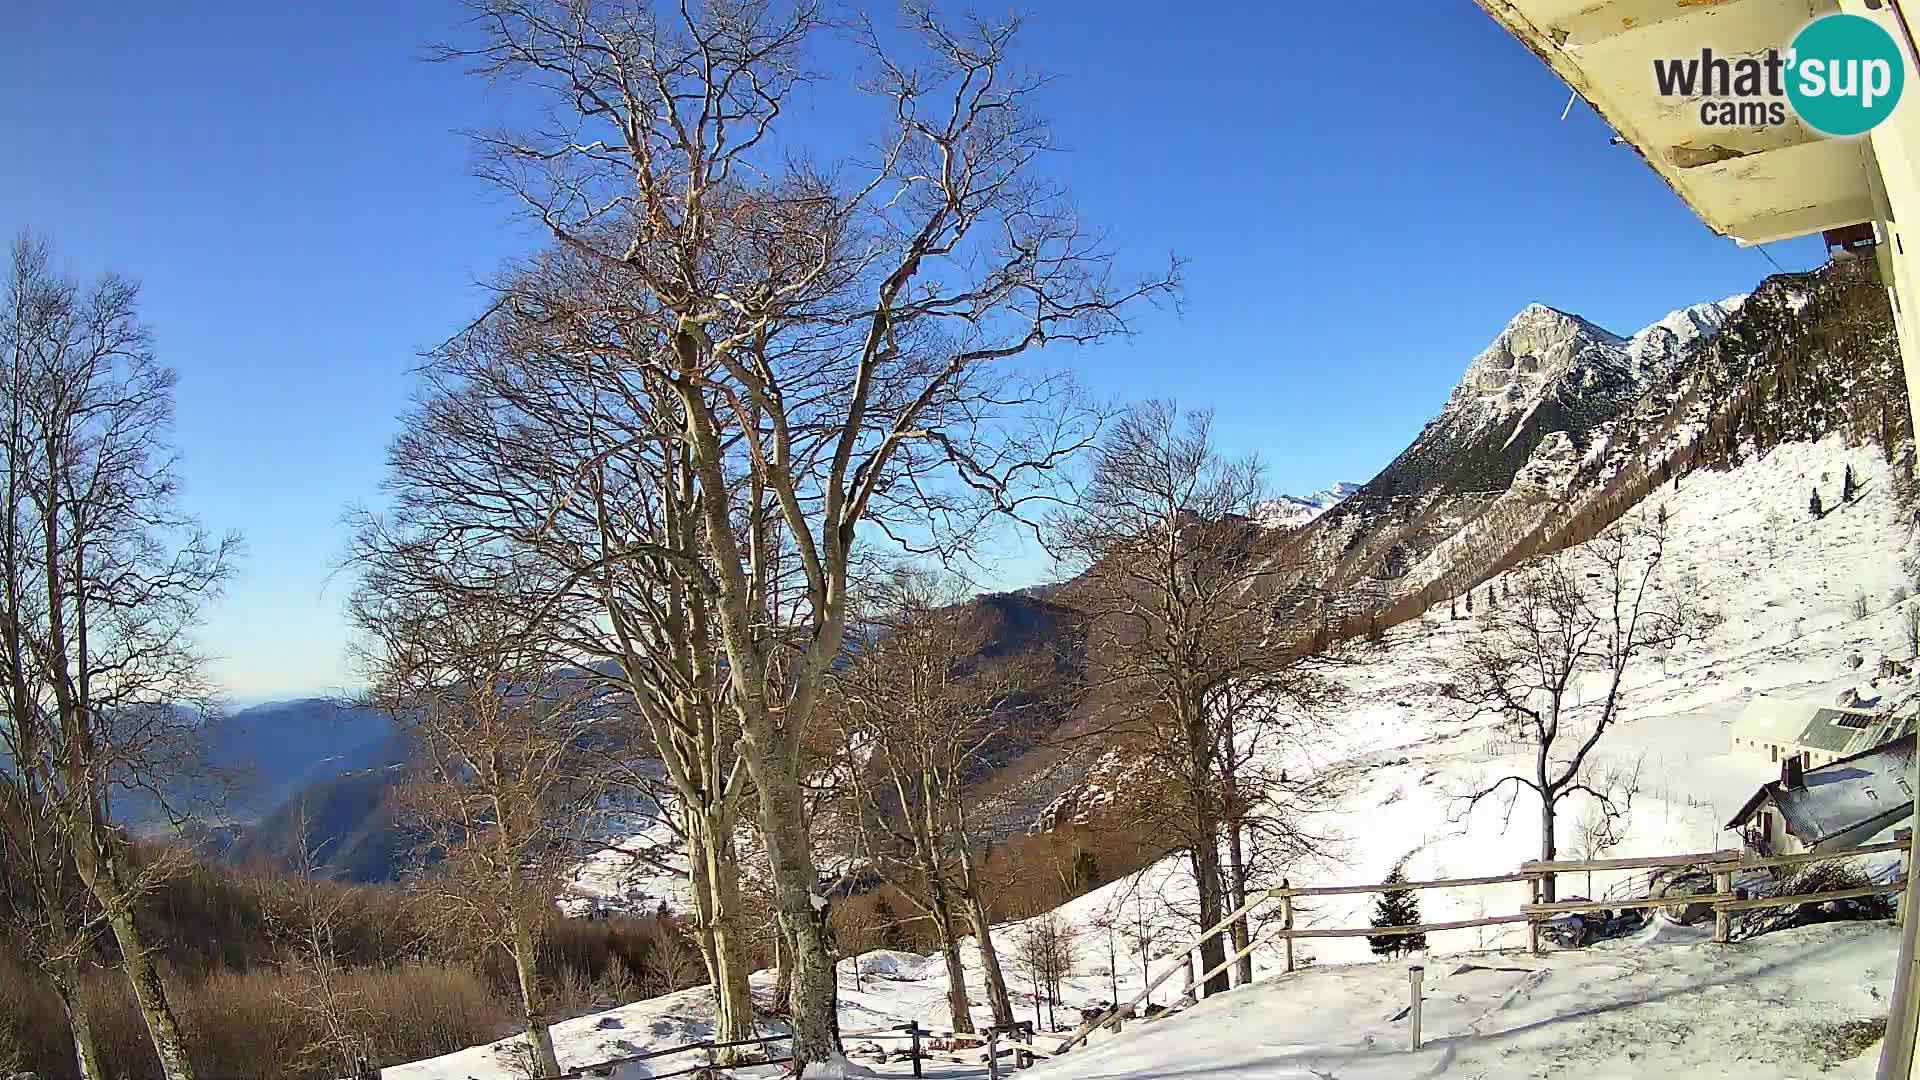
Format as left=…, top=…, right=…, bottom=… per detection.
left=956, top=847, right=1015, bottom=1028
left=508, top=906, right=562, bottom=1079
left=1183, top=696, right=1230, bottom=997
left=704, top=832, right=757, bottom=1056
left=1224, top=817, right=1253, bottom=987
left=103, top=900, right=194, bottom=1080
left=928, top=887, right=976, bottom=1034
left=1539, top=797, right=1559, bottom=904
left=745, top=749, right=840, bottom=1069
left=1188, top=842, right=1231, bottom=996
left=686, top=809, right=724, bottom=990
left=51, top=958, right=105, bottom=1080
left=771, top=927, right=791, bottom=1015
left=71, top=830, right=195, bottom=1080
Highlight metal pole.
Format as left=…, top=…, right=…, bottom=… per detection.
left=909, top=1021, right=922, bottom=1079
left=1408, top=966, right=1425, bottom=1051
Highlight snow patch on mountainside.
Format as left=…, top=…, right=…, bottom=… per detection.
left=1256, top=482, right=1363, bottom=528
left=1451, top=298, right=1744, bottom=443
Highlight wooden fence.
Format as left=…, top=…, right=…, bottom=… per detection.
left=485, top=832, right=1913, bottom=1077
left=547, top=1019, right=1047, bottom=1079
left=1061, top=830, right=1914, bottom=1053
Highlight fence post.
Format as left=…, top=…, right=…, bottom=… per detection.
left=1527, top=874, right=1543, bottom=956
left=987, top=1027, right=1002, bottom=1080
left=1898, top=829, right=1913, bottom=930
left=1713, top=866, right=1734, bottom=944
left=1281, top=878, right=1296, bottom=973
left=908, top=1021, right=923, bottom=1079
left=1183, top=949, right=1197, bottom=1003
left=1408, top=965, right=1425, bottom=1051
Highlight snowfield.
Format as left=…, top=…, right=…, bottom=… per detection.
left=393, top=434, right=1914, bottom=1079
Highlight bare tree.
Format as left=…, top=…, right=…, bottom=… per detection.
left=0, top=761, right=105, bottom=1079
left=826, top=569, right=1032, bottom=1031
left=1569, top=761, right=1640, bottom=898
left=0, top=231, right=239, bottom=1080
left=361, top=248, right=765, bottom=1051
left=262, top=807, right=378, bottom=1077
left=429, top=2, right=1173, bottom=1066
left=1015, top=915, right=1077, bottom=1032
left=1050, top=402, right=1331, bottom=995
left=1448, top=514, right=1709, bottom=901
left=349, top=561, right=612, bottom=1079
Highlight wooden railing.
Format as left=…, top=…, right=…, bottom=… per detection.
left=523, top=832, right=1914, bottom=1075
left=1058, top=831, right=1914, bottom=1055
left=549, top=1019, right=1043, bottom=1079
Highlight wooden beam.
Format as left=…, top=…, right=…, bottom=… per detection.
left=1522, top=849, right=1740, bottom=873
left=1523, top=893, right=1736, bottom=916
left=1276, top=914, right=1531, bottom=941
left=1277, top=872, right=1532, bottom=898
left=1719, top=838, right=1911, bottom=873
left=1718, top=882, right=1909, bottom=913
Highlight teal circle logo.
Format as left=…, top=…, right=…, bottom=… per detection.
left=1787, top=14, right=1905, bottom=136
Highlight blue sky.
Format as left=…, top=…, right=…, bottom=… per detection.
left=1, top=2, right=1824, bottom=701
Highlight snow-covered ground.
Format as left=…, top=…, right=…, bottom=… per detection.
left=1024, top=921, right=1899, bottom=1080
left=394, top=435, right=1914, bottom=1079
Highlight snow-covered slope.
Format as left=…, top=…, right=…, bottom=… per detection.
left=1365, top=297, right=1743, bottom=500
left=394, top=434, right=1912, bottom=1079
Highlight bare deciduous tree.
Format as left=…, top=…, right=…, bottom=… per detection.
left=0, top=231, right=239, bottom=1080
left=827, top=569, right=1032, bottom=1031
left=1015, top=914, right=1077, bottom=1032
left=1448, top=514, right=1710, bottom=901
left=349, top=563, right=611, bottom=1079
left=429, top=2, right=1174, bottom=1065
left=1050, top=401, right=1332, bottom=995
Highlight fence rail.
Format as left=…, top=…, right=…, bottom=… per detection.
left=1060, top=831, right=1915, bottom=1056
left=536, top=831, right=1914, bottom=1077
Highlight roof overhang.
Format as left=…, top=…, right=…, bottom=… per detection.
left=1476, top=0, right=1880, bottom=245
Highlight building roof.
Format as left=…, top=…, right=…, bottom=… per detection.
left=1727, top=733, right=1917, bottom=850
left=1474, top=0, right=1878, bottom=245
left=1730, top=695, right=1915, bottom=756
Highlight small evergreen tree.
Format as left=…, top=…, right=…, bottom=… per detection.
left=1368, top=862, right=1426, bottom=958
left=1465, top=590, right=1474, bottom=615
left=1810, top=486, right=1824, bottom=518
left=1449, top=599, right=1457, bottom=620
left=1843, top=464, right=1857, bottom=501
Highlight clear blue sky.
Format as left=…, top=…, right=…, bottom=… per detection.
left=1, top=2, right=1824, bottom=701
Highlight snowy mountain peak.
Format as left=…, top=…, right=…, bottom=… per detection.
left=1450, top=296, right=1744, bottom=431
left=1255, top=482, right=1363, bottom=529
left=1625, top=295, right=1747, bottom=380
left=1452, top=303, right=1627, bottom=422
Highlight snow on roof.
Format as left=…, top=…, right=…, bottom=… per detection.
left=1727, top=734, right=1917, bottom=850
left=1728, top=694, right=1904, bottom=754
